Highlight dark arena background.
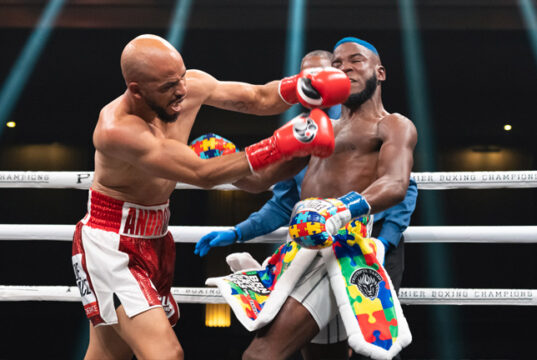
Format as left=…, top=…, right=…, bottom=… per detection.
left=1, top=1, right=537, bottom=359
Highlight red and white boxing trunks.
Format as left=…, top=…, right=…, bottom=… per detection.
left=72, top=189, right=178, bottom=327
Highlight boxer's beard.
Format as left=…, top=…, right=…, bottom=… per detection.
left=145, top=97, right=180, bottom=123
left=345, top=74, right=378, bottom=111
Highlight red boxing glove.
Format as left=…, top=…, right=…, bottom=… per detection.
left=245, top=108, right=334, bottom=172
left=278, top=67, right=350, bottom=109
left=278, top=73, right=301, bottom=105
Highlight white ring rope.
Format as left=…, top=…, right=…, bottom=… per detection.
left=1, top=285, right=536, bottom=306
left=1, top=170, right=537, bottom=190
left=1, top=171, right=535, bottom=306
left=1, top=224, right=537, bottom=243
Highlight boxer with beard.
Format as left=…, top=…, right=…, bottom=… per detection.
left=210, top=37, right=417, bottom=360
left=71, top=34, right=350, bottom=360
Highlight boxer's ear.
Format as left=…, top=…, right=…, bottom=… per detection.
left=376, top=65, right=386, bottom=82
left=128, top=82, right=143, bottom=99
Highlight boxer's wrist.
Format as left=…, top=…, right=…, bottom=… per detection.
left=278, top=74, right=300, bottom=105
left=245, top=137, right=282, bottom=172
left=338, top=191, right=371, bottom=218
left=245, top=110, right=334, bottom=171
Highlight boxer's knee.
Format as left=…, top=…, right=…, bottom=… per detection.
left=158, top=337, right=184, bottom=360
left=165, top=342, right=184, bottom=360
left=301, top=341, right=349, bottom=360
left=242, top=339, right=282, bottom=360
left=137, top=338, right=183, bottom=360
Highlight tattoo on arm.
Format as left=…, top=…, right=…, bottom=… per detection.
left=221, top=100, right=250, bottom=112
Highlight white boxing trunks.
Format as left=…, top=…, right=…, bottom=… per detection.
left=72, top=189, right=178, bottom=327
left=290, top=215, right=374, bottom=344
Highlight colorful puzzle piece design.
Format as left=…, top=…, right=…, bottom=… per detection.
left=224, top=241, right=301, bottom=321
left=332, top=216, right=399, bottom=349
left=189, top=133, right=238, bottom=159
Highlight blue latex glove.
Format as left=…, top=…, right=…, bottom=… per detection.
left=374, top=236, right=390, bottom=266
left=194, top=228, right=241, bottom=257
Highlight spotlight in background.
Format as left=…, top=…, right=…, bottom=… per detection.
left=6, top=121, right=16, bottom=128
left=398, top=0, right=459, bottom=358
left=0, top=0, right=66, bottom=138
left=504, top=124, right=512, bottom=131
left=167, top=0, right=194, bottom=51
left=280, top=0, right=307, bottom=125
left=518, top=0, right=537, bottom=67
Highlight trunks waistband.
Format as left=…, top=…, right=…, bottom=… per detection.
left=84, top=189, right=170, bottom=238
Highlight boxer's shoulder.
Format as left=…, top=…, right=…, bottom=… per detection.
left=185, top=69, right=217, bottom=89
left=184, top=69, right=219, bottom=102
left=377, top=112, right=417, bottom=140
left=94, top=110, right=151, bottom=155
left=378, top=112, right=414, bottom=129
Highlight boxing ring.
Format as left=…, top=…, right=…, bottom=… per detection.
left=1, top=170, right=537, bottom=307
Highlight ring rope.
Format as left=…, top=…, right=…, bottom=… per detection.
left=1, top=224, right=536, bottom=243
left=0, top=224, right=537, bottom=244
left=1, top=170, right=537, bottom=190
left=1, top=285, right=535, bottom=306
left=2, top=172, right=535, bottom=308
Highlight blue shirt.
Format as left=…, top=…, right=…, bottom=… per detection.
left=236, top=172, right=418, bottom=248
left=325, top=104, right=341, bottom=120
left=373, top=177, right=418, bottom=247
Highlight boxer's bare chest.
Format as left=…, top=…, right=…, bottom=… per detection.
left=301, top=116, right=382, bottom=199
left=93, top=100, right=203, bottom=205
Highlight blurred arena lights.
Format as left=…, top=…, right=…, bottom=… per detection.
left=6, top=122, right=16, bottom=128
left=0, top=0, right=66, bottom=139
left=205, top=303, right=231, bottom=327
left=281, top=0, right=307, bottom=125
left=519, top=0, right=537, bottom=67
left=504, top=124, right=513, bottom=131
left=167, top=0, right=194, bottom=51
left=398, top=0, right=459, bottom=358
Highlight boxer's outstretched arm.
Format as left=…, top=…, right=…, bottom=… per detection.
left=361, top=114, right=418, bottom=213
left=187, top=69, right=289, bottom=115
left=233, top=157, right=309, bottom=193
left=95, top=115, right=251, bottom=189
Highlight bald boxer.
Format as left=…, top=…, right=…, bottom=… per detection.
left=71, top=34, right=349, bottom=360
left=220, top=37, right=417, bottom=360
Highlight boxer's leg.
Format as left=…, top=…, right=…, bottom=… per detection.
left=112, top=305, right=183, bottom=360
left=243, top=254, right=339, bottom=360
left=242, top=297, right=320, bottom=360
left=301, top=342, right=349, bottom=360
left=85, top=321, right=132, bottom=360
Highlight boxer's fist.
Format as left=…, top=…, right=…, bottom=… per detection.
left=278, top=67, right=350, bottom=109
left=245, top=109, right=334, bottom=172
left=189, top=133, right=238, bottom=159
left=288, top=192, right=371, bottom=249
